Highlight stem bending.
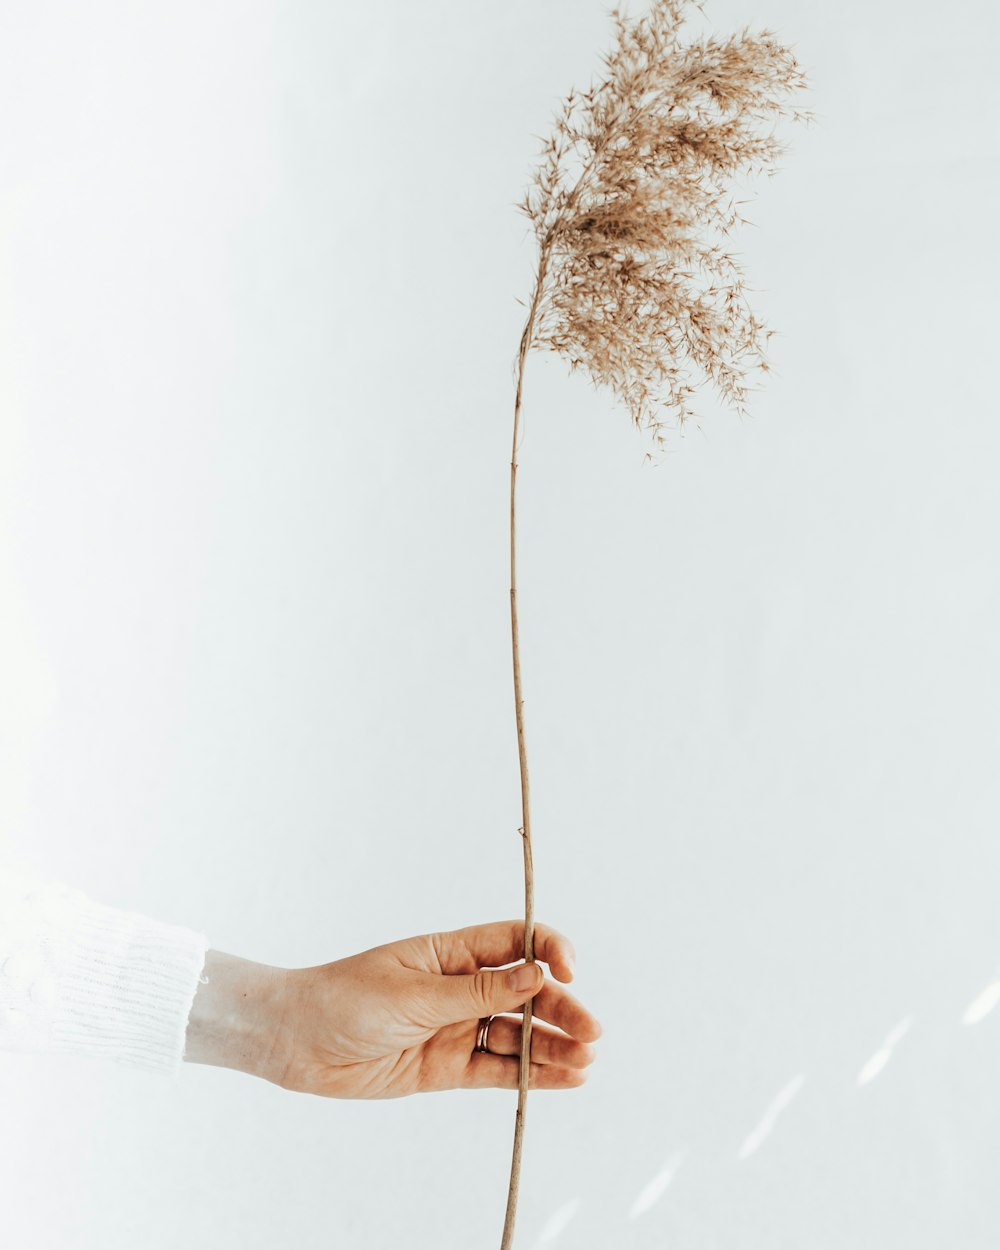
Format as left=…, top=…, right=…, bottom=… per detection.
left=500, top=252, right=549, bottom=1250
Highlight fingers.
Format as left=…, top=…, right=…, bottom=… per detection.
left=530, top=979, right=602, bottom=1043
left=432, top=920, right=576, bottom=983
left=484, top=1015, right=596, bottom=1069
left=463, top=1052, right=589, bottom=1092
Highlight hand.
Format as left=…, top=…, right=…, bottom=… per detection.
left=184, top=920, right=602, bottom=1100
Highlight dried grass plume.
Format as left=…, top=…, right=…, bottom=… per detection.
left=514, top=0, right=810, bottom=461
left=500, top=5, right=808, bottom=1246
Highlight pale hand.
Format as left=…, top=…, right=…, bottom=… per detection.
left=185, top=920, right=602, bottom=1099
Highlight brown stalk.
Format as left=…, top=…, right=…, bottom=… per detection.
left=499, top=3, right=808, bottom=1245
left=500, top=247, right=550, bottom=1250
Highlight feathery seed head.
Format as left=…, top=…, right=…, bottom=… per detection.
left=518, top=0, right=809, bottom=463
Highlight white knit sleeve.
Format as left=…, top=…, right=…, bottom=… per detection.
left=0, top=864, right=210, bottom=1075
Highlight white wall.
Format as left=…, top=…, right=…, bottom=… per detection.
left=2, top=1, right=999, bottom=1245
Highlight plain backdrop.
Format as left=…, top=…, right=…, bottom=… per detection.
left=2, top=1, right=999, bottom=1246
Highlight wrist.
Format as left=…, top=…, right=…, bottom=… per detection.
left=183, top=949, right=291, bottom=1083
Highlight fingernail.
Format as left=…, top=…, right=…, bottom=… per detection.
left=509, top=963, right=540, bottom=993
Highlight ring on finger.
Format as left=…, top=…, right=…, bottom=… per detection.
left=474, top=1016, right=495, bottom=1053
left=477, top=1013, right=541, bottom=1060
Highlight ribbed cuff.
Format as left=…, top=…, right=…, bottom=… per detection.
left=0, top=871, right=209, bottom=1075
left=50, top=896, right=210, bottom=1074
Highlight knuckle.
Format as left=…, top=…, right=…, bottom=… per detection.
left=428, top=931, right=447, bottom=970
left=469, top=970, right=491, bottom=1013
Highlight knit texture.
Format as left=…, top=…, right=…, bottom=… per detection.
left=0, top=863, right=209, bottom=1074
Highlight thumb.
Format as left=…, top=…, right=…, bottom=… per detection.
left=432, top=962, right=544, bottom=1027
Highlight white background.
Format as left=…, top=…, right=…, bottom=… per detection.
left=2, top=1, right=1000, bottom=1246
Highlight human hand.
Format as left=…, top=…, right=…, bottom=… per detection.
left=185, top=921, right=602, bottom=1100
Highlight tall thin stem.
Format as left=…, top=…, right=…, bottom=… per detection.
left=500, top=247, right=551, bottom=1250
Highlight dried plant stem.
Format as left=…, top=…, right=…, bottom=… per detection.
left=500, top=249, right=551, bottom=1250
left=499, top=4, right=807, bottom=1240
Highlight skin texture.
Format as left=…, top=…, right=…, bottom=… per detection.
left=184, top=920, right=601, bottom=1100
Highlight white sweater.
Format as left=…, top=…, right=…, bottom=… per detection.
left=0, top=862, right=210, bottom=1074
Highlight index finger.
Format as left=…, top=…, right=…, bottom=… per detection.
left=432, top=919, right=576, bottom=983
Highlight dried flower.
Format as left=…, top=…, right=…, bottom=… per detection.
left=500, top=6, right=808, bottom=1246
left=515, top=0, right=809, bottom=461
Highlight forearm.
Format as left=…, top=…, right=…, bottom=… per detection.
left=183, top=949, right=292, bottom=1084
